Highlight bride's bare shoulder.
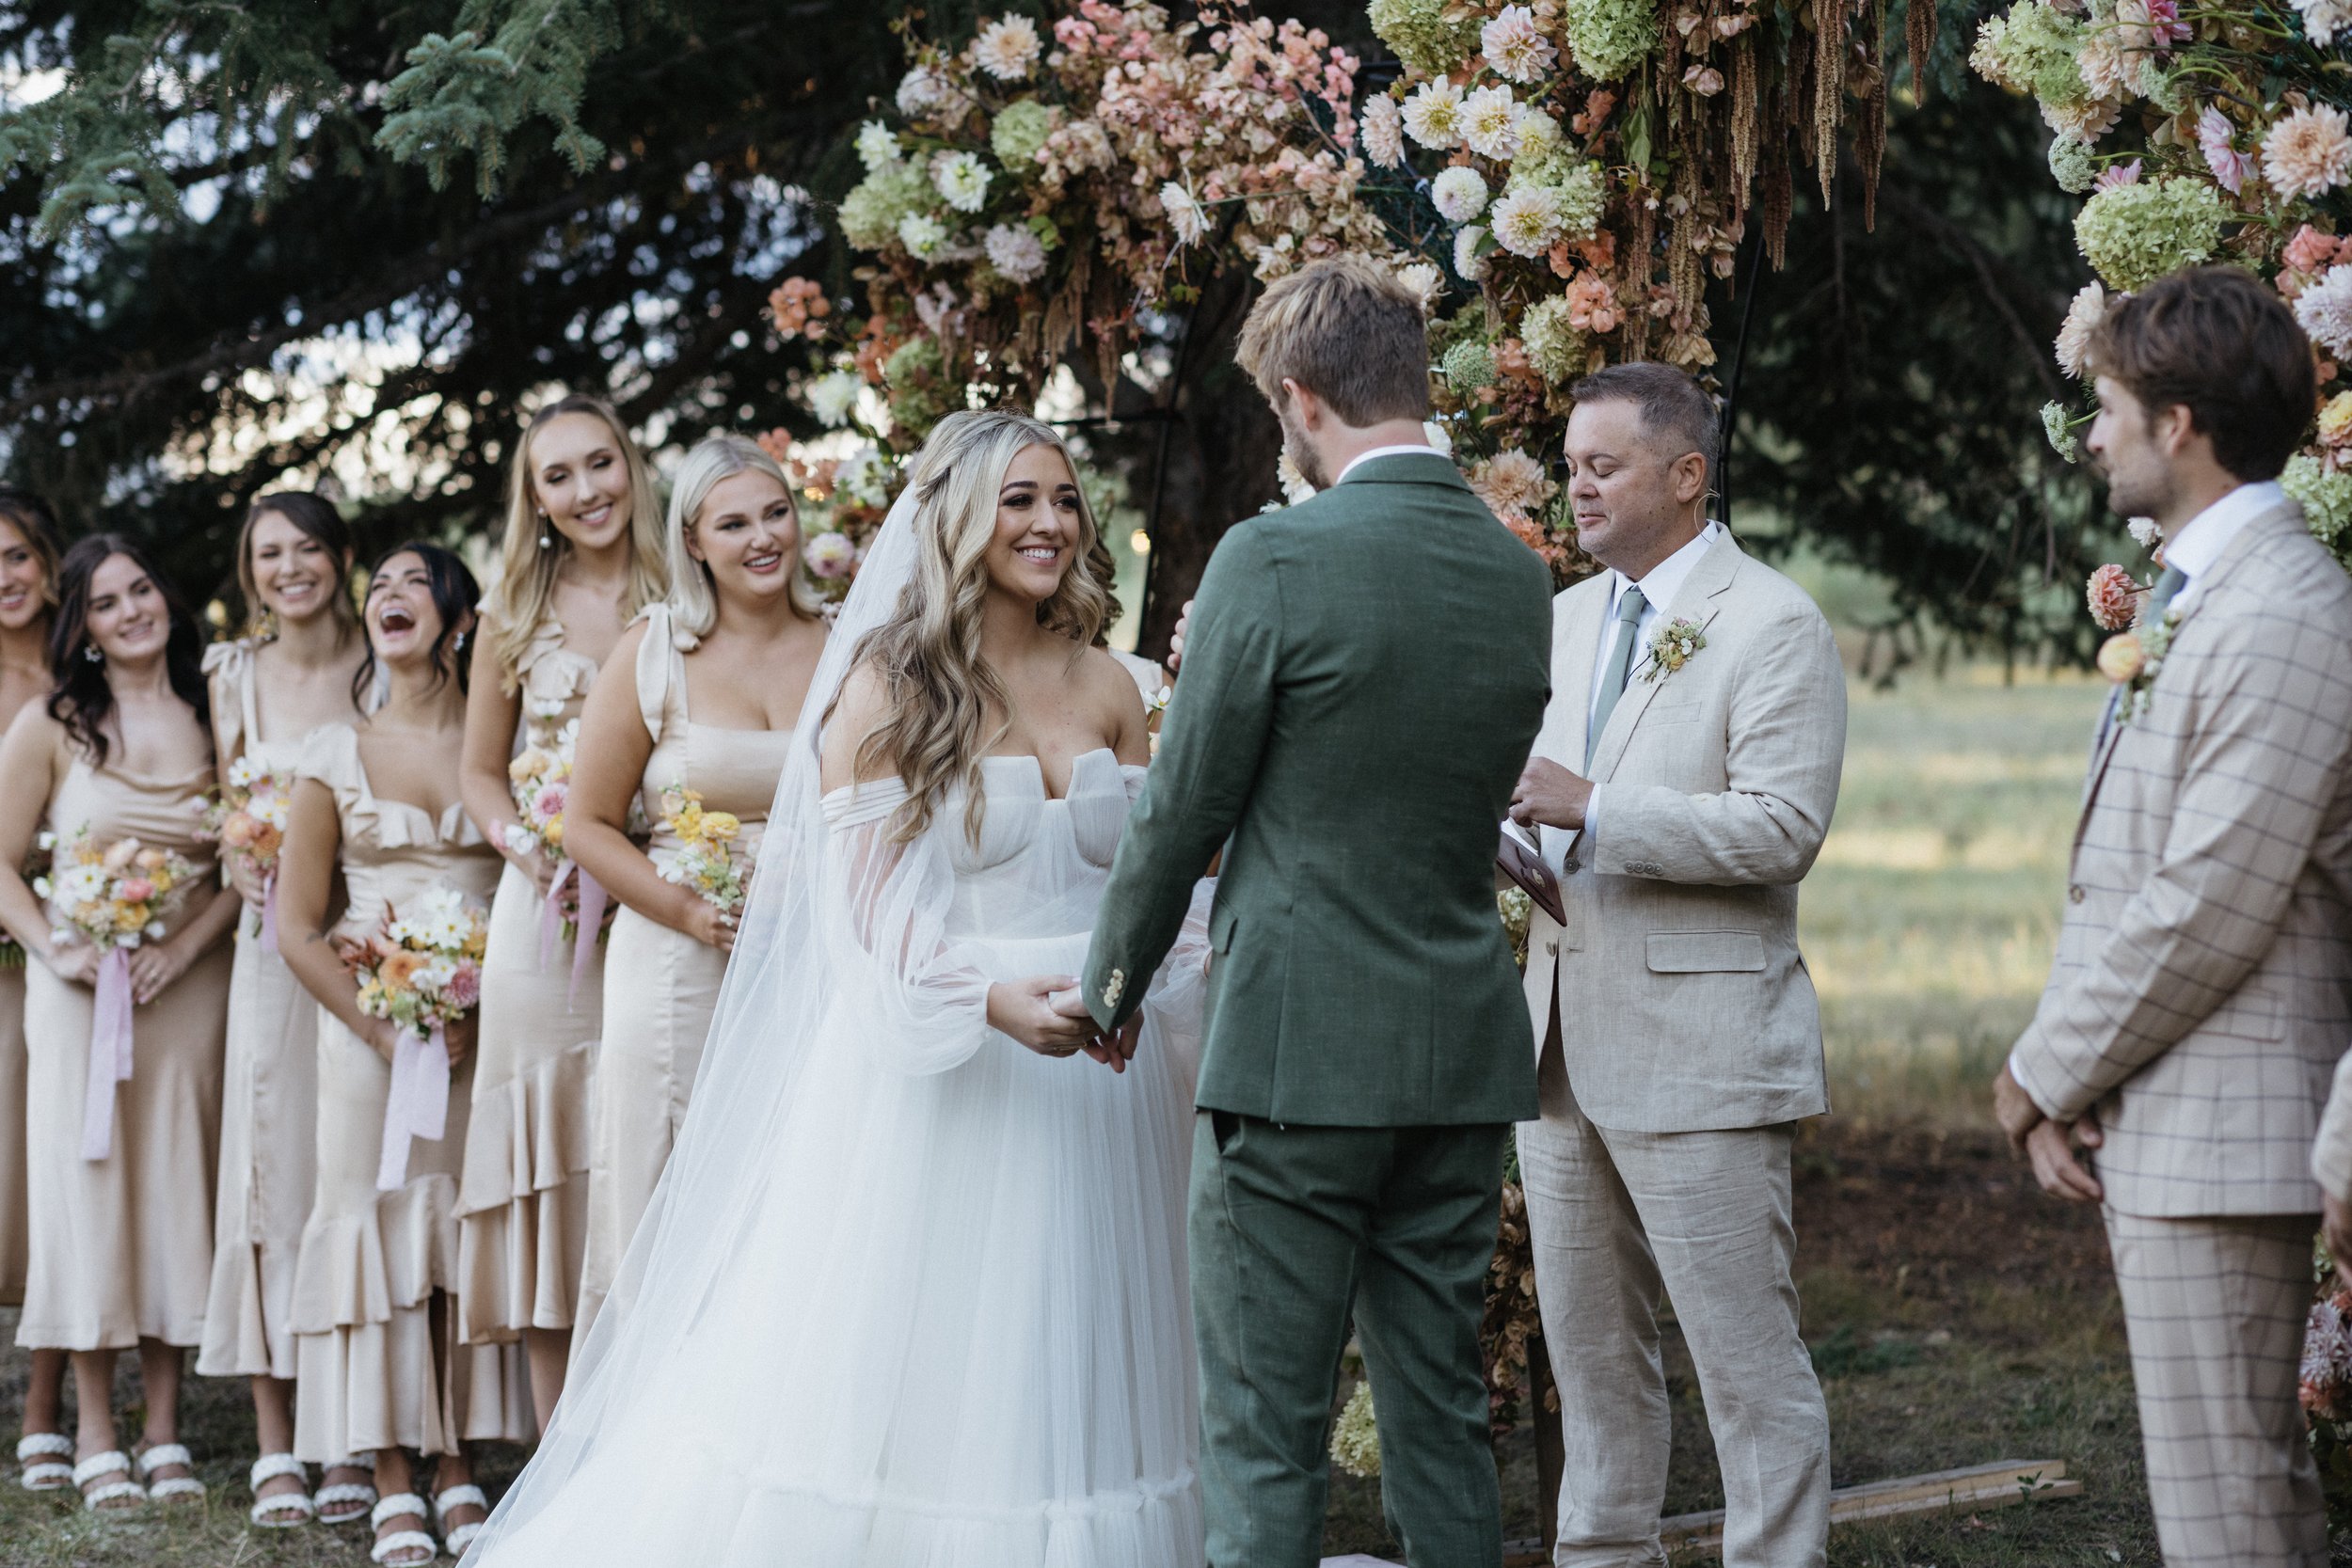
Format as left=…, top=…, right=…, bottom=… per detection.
left=1069, top=643, right=1151, bottom=764
left=819, top=661, right=896, bottom=793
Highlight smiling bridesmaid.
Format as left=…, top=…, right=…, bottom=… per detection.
left=195, top=491, right=373, bottom=1529
left=0, top=490, right=69, bottom=1495
left=457, top=395, right=665, bottom=1428
left=565, top=434, right=825, bottom=1348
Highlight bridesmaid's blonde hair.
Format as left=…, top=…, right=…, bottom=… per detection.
left=842, top=410, right=1109, bottom=843
left=663, top=434, right=823, bottom=633
left=482, top=392, right=667, bottom=692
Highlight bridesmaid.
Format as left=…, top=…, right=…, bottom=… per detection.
left=278, top=544, right=530, bottom=1567
left=456, top=393, right=664, bottom=1425
left=0, top=535, right=238, bottom=1511
left=196, top=490, right=373, bottom=1528
left=0, top=490, right=69, bottom=1493
left=567, top=433, right=825, bottom=1346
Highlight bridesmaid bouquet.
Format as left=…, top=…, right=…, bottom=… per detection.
left=504, top=720, right=619, bottom=946
left=355, top=886, right=489, bottom=1191
left=33, top=828, right=201, bottom=1161
left=656, top=783, right=749, bottom=915
left=197, top=755, right=292, bottom=948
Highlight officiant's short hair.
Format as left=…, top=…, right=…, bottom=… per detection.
left=1568, top=361, right=1720, bottom=486
left=1237, top=255, right=1429, bottom=425
left=2089, top=265, right=2313, bottom=483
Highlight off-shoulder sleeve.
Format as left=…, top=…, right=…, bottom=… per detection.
left=815, top=796, right=995, bottom=1076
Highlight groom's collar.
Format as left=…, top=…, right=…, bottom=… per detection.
left=1334, top=446, right=1462, bottom=487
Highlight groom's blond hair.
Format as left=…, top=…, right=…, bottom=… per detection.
left=1237, top=255, right=1430, bottom=425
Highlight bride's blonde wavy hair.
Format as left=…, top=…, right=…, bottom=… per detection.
left=842, top=409, right=1110, bottom=843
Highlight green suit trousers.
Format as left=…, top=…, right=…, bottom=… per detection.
left=1189, top=1112, right=1509, bottom=1568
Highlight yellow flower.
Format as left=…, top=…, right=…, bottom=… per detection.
left=544, top=817, right=564, bottom=849
left=2322, top=391, right=2352, bottom=449
left=701, top=812, right=740, bottom=841
left=508, top=748, right=552, bottom=784
left=2097, top=630, right=2146, bottom=684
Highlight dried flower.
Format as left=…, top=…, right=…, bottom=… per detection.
left=985, top=222, right=1048, bottom=283
left=1682, top=64, right=1725, bottom=94
left=1161, top=182, right=1210, bottom=246
left=1402, top=80, right=1468, bottom=150
left=2267, top=105, right=2352, bottom=201
left=1483, top=5, right=1560, bottom=82
left=970, top=15, right=1042, bottom=81
left=1363, top=95, right=1406, bottom=170
left=1432, top=166, right=1490, bottom=223
left=2087, top=562, right=2141, bottom=629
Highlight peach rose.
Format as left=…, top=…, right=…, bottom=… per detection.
left=2096, top=631, right=2146, bottom=684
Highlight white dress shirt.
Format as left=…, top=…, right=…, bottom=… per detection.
left=1333, top=443, right=1448, bottom=484
left=2157, top=480, right=2284, bottom=613
left=1578, top=520, right=1724, bottom=846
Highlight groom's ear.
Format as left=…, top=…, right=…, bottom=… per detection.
left=1279, top=377, right=1323, bottom=433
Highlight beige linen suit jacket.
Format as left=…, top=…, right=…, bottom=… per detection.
left=2012, top=501, right=2352, bottom=1219
left=1520, top=532, right=1848, bottom=1134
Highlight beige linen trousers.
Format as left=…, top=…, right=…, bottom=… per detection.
left=2013, top=500, right=2352, bottom=1568
left=1518, top=532, right=1846, bottom=1568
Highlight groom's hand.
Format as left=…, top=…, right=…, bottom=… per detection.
left=1048, top=986, right=1137, bottom=1072
left=1511, top=757, right=1593, bottom=831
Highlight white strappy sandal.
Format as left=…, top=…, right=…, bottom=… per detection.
left=248, top=1452, right=316, bottom=1527
left=371, top=1492, right=439, bottom=1565
left=315, top=1456, right=378, bottom=1524
left=16, top=1433, right=72, bottom=1491
left=72, top=1449, right=146, bottom=1512
left=435, top=1482, right=489, bottom=1558
left=134, top=1442, right=206, bottom=1503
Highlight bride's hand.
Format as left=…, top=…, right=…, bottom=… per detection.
left=988, top=975, right=1098, bottom=1058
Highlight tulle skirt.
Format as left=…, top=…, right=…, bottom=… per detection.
left=473, top=931, right=1201, bottom=1567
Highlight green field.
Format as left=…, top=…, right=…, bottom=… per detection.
left=3, top=670, right=2168, bottom=1566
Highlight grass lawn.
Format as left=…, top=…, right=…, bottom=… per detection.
left=0, top=669, right=2185, bottom=1566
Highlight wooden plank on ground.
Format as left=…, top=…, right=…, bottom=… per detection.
left=1657, top=1458, right=2079, bottom=1553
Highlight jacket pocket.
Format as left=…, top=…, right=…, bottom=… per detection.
left=1645, top=930, right=1767, bottom=974
left=1209, top=900, right=1239, bottom=955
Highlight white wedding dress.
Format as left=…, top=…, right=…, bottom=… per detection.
left=467, top=488, right=1211, bottom=1567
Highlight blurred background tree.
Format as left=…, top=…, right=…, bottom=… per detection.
left=0, top=0, right=2109, bottom=657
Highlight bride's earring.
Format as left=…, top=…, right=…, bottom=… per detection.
left=538, top=508, right=554, bottom=550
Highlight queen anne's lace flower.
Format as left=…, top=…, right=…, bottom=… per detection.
left=1362, top=95, right=1406, bottom=170
left=1401, top=80, right=1467, bottom=150
left=2042, top=401, right=2080, bottom=461
left=2265, top=104, right=2352, bottom=201
left=1432, top=166, right=1489, bottom=223
left=932, top=150, right=993, bottom=214
left=1489, top=184, right=1565, bottom=257
left=970, top=15, right=1042, bottom=80
left=2048, top=136, right=2098, bottom=194
left=1481, top=5, right=1559, bottom=82
left=1442, top=339, right=1497, bottom=391
left=985, top=222, right=1048, bottom=283
left=2295, top=263, right=2352, bottom=357
left=2073, top=175, right=2227, bottom=290
left=2054, top=280, right=2109, bottom=377
left=1461, top=86, right=1523, bottom=161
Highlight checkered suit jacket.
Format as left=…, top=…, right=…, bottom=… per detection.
left=2012, top=500, right=2352, bottom=1218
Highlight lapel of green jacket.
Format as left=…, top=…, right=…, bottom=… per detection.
left=1589, top=531, right=1743, bottom=784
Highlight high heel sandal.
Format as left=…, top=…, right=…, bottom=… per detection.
left=248, top=1453, right=317, bottom=1528
left=435, top=1483, right=489, bottom=1558
left=15, top=1433, right=72, bottom=1491
left=72, top=1450, right=146, bottom=1513
left=134, top=1443, right=206, bottom=1504
left=371, top=1492, right=439, bottom=1565
left=315, top=1456, right=378, bottom=1525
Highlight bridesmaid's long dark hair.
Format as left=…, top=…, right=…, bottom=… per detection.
left=351, top=542, right=480, bottom=707
left=47, top=534, right=212, bottom=767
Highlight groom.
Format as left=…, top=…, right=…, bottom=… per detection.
left=1075, top=255, right=1554, bottom=1567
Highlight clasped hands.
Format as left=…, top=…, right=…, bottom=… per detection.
left=1992, top=1064, right=2105, bottom=1204
left=990, top=975, right=1140, bottom=1073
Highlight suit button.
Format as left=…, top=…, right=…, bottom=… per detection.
left=2068, top=884, right=2086, bottom=904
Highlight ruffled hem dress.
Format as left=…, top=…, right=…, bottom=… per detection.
left=196, top=638, right=321, bottom=1380
left=16, top=745, right=229, bottom=1352
left=574, top=607, right=793, bottom=1349
left=288, top=724, right=532, bottom=1460
left=457, top=612, right=604, bottom=1344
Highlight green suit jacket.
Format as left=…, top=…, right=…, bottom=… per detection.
left=1084, top=451, right=1554, bottom=1126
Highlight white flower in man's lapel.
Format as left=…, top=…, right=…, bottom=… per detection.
left=1641, top=617, right=1708, bottom=683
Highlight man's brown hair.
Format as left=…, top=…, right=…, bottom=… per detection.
left=1567, top=361, right=1720, bottom=488
left=1235, top=255, right=1430, bottom=425
left=2089, top=265, right=2316, bottom=482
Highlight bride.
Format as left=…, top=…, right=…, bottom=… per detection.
left=466, top=409, right=1212, bottom=1565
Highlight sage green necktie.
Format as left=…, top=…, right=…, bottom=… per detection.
left=1587, top=585, right=1647, bottom=770
left=2147, top=562, right=2187, bottom=617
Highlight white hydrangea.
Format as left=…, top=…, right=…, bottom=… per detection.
left=932, top=150, right=992, bottom=214
left=1431, top=166, right=1489, bottom=223
left=897, top=212, right=948, bottom=258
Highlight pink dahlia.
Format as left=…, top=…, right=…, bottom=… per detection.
left=2198, top=106, right=2255, bottom=196
left=2092, top=158, right=2142, bottom=192
left=444, top=961, right=482, bottom=1012
left=2087, top=563, right=2142, bottom=631
left=2265, top=104, right=2352, bottom=201
left=1480, top=5, right=1557, bottom=83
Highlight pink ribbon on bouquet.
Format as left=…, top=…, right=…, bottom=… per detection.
left=375, top=1023, right=451, bottom=1192
left=80, top=948, right=135, bottom=1162
left=534, top=859, right=607, bottom=1006
left=259, top=868, right=279, bottom=954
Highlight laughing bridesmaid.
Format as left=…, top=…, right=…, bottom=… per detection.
left=566, top=434, right=825, bottom=1347
left=0, top=490, right=68, bottom=1495
left=456, top=394, right=665, bottom=1427
left=196, top=491, right=372, bottom=1529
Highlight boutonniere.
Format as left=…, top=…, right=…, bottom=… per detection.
left=1641, top=618, right=1708, bottom=683
left=2097, top=605, right=2179, bottom=727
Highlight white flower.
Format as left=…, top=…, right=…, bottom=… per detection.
left=1395, top=261, right=1444, bottom=312
left=1513, top=107, right=1564, bottom=159
left=1454, top=224, right=1490, bottom=280
left=1362, top=95, right=1406, bottom=169
left=2127, top=516, right=2161, bottom=549
left=226, top=755, right=262, bottom=790
left=2264, top=104, right=2352, bottom=201
left=806, top=371, right=863, bottom=428
left=985, top=221, right=1049, bottom=282
left=2054, top=280, right=2108, bottom=378
left=932, top=150, right=993, bottom=214
left=804, top=531, right=859, bottom=579
left=2296, top=0, right=2352, bottom=45
left=1488, top=183, right=1564, bottom=257
left=896, top=64, right=952, bottom=118
left=1277, top=451, right=1317, bottom=504
left=1431, top=166, right=1489, bottom=223
left=1460, top=85, right=1522, bottom=161
left=1401, top=80, right=1466, bottom=150
left=2295, top=263, right=2352, bottom=357
left=855, top=120, right=901, bottom=172
left=897, top=212, right=947, bottom=258
left=1422, top=420, right=1454, bottom=456
left=970, top=14, right=1043, bottom=80
left=1161, top=182, right=1210, bottom=245
left=1481, top=4, right=1559, bottom=81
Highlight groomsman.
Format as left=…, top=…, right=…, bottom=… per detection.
left=1994, top=266, right=2352, bottom=1568
left=1509, top=361, right=1845, bottom=1568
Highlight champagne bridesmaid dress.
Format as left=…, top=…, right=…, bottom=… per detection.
left=196, top=640, right=319, bottom=1383
left=0, top=944, right=26, bottom=1306
left=574, top=607, right=791, bottom=1345
left=16, top=744, right=230, bottom=1352
left=289, top=725, right=531, bottom=1461
left=457, top=613, right=604, bottom=1348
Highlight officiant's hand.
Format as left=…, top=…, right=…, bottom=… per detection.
left=990, top=975, right=1100, bottom=1058
left=1991, top=1062, right=2043, bottom=1147
left=1510, top=757, right=1594, bottom=831
left=2023, top=1109, right=2104, bottom=1204
left=1167, top=599, right=1196, bottom=673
